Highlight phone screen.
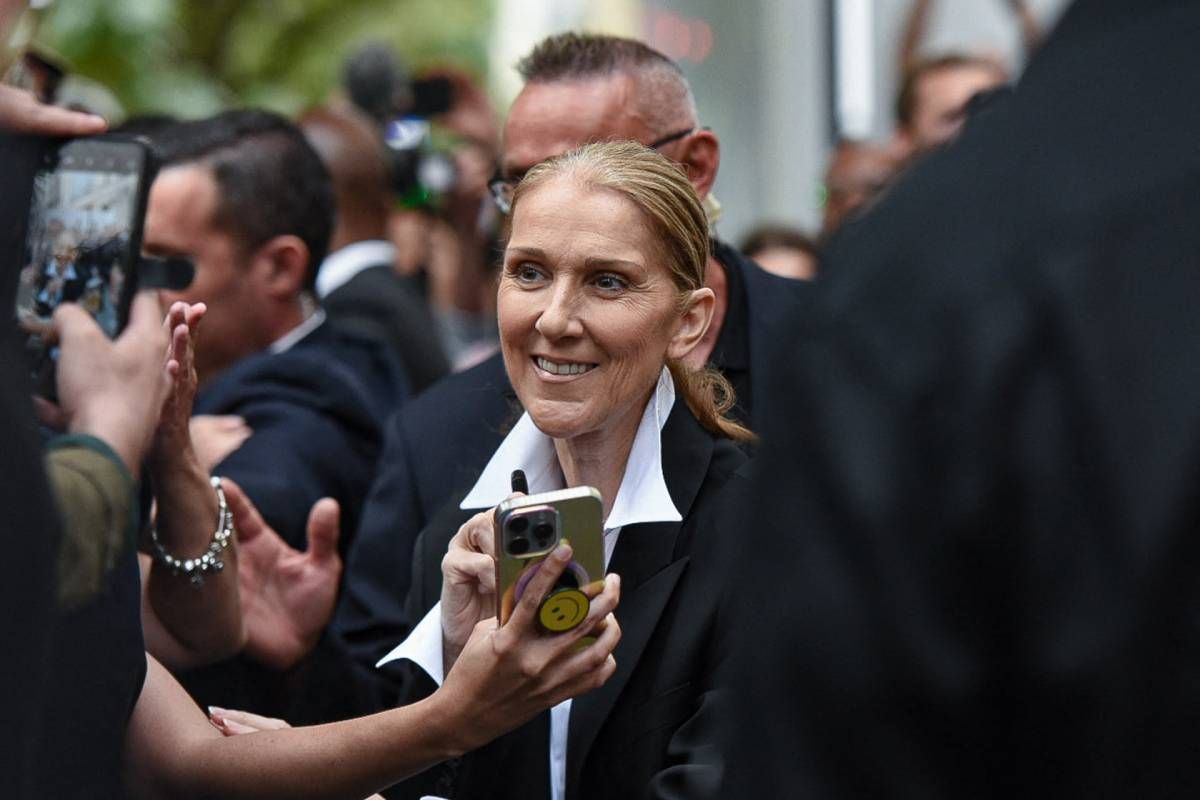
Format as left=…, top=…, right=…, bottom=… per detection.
left=15, top=138, right=148, bottom=340
left=14, top=136, right=153, bottom=396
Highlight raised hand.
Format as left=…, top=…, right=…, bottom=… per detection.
left=223, top=479, right=342, bottom=670
left=151, top=301, right=205, bottom=459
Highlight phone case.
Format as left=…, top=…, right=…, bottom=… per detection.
left=494, top=486, right=605, bottom=630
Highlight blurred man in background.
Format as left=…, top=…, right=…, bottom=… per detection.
left=301, top=104, right=450, bottom=394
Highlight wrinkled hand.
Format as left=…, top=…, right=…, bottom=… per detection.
left=151, top=301, right=205, bottom=460
left=189, top=415, right=253, bottom=471
left=0, top=84, right=107, bottom=136
left=440, top=544, right=622, bottom=753
left=223, top=479, right=342, bottom=670
left=440, top=506, right=504, bottom=670
left=52, top=291, right=170, bottom=479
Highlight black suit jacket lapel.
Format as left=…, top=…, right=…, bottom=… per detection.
left=564, top=407, right=715, bottom=797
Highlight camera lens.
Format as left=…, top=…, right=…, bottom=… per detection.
left=509, top=536, right=529, bottom=555
left=533, top=522, right=554, bottom=544
left=507, top=516, right=529, bottom=535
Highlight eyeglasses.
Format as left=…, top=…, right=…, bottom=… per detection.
left=488, top=127, right=703, bottom=215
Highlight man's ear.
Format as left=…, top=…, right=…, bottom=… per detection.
left=678, top=129, right=720, bottom=200
left=667, top=287, right=715, bottom=362
left=251, top=235, right=310, bottom=300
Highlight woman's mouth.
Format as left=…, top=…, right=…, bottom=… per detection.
left=534, top=356, right=598, bottom=376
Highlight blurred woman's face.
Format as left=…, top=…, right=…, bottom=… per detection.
left=498, top=176, right=686, bottom=442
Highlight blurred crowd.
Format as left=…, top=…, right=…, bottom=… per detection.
left=5, top=0, right=1200, bottom=797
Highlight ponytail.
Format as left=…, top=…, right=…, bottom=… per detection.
left=667, top=360, right=756, bottom=443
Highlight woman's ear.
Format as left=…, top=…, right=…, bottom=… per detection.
left=250, top=235, right=310, bottom=300
left=667, top=287, right=715, bottom=362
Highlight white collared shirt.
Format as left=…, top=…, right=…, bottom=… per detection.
left=314, top=239, right=398, bottom=299
left=268, top=307, right=326, bottom=354
left=378, top=367, right=681, bottom=800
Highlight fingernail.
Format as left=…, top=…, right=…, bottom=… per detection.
left=208, top=705, right=226, bottom=716
left=554, top=543, right=572, bottom=561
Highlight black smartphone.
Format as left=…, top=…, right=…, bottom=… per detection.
left=410, top=76, right=455, bottom=116
left=14, top=135, right=156, bottom=394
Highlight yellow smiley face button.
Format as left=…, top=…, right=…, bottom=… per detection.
left=538, top=588, right=590, bottom=632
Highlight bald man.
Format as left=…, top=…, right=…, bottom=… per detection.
left=301, top=106, right=449, bottom=394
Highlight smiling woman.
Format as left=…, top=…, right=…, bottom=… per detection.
left=385, top=140, right=756, bottom=800
left=503, top=140, right=754, bottom=478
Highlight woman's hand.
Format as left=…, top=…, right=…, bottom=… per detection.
left=436, top=544, right=622, bottom=755
left=440, top=507, right=501, bottom=670
left=150, top=301, right=205, bottom=464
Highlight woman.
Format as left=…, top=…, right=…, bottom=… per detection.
left=386, top=140, right=752, bottom=800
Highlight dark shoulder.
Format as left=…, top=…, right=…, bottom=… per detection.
left=396, top=352, right=515, bottom=440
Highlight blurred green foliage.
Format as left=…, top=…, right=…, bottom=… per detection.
left=32, top=0, right=492, bottom=119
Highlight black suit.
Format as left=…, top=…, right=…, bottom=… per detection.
left=322, top=261, right=450, bottom=394
left=333, top=242, right=808, bottom=677
left=388, top=403, right=747, bottom=800
left=723, top=0, right=1200, bottom=795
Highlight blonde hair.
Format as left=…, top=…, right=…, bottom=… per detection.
left=510, top=140, right=755, bottom=443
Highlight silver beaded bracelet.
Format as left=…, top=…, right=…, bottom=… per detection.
left=151, top=475, right=234, bottom=588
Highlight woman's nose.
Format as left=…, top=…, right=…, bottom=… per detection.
left=534, top=285, right=582, bottom=340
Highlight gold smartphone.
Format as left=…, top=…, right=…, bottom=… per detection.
left=494, top=486, right=605, bottom=633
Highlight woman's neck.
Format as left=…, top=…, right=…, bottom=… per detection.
left=553, top=389, right=652, bottom=522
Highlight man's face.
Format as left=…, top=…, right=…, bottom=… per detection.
left=906, top=63, right=1005, bottom=152
left=143, top=165, right=269, bottom=383
left=501, top=75, right=656, bottom=185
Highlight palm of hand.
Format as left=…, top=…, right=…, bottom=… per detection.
left=231, top=494, right=343, bottom=671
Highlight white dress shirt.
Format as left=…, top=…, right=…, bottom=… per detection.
left=267, top=306, right=325, bottom=353
left=313, top=239, right=398, bottom=299
left=378, top=366, right=682, bottom=800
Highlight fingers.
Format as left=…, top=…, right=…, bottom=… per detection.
left=50, top=300, right=101, bottom=343
left=0, top=85, right=108, bottom=136
left=304, top=497, right=341, bottom=562
left=124, top=290, right=168, bottom=338
left=506, top=544, right=573, bottom=631
left=222, top=478, right=268, bottom=544
left=442, top=549, right=497, bottom=594
left=32, top=395, right=67, bottom=431
left=453, top=510, right=497, bottom=557
left=208, top=706, right=290, bottom=733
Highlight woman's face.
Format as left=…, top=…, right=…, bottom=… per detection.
left=498, top=176, right=706, bottom=441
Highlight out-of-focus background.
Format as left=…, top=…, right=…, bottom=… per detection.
left=14, top=0, right=1069, bottom=242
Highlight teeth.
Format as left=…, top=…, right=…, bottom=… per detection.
left=537, top=357, right=595, bottom=376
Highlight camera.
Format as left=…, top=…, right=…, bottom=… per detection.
left=343, top=43, right=458, bottom=208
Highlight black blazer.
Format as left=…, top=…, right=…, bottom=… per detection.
left=322, top=262, right=450, bottom=394
left=387, top=403, right=747, bottom=800
left=333, top=243, right=808, bottom=675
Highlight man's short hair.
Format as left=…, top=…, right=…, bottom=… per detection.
left=895, top=53, right=1005, bottom=129
left=155, top=109, right=334, bottom=290
left=517, top=32, right=697, bottom=130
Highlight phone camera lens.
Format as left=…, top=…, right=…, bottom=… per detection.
left=533, top=522, right=554, bottom=545
left=509, top=536, right=529, bottom=555
left=507, top=516, right=529, bottom=535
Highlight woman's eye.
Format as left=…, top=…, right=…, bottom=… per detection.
left=511, top=263, right=544, bottom=283
left=594, top=273, right=628, bottom=292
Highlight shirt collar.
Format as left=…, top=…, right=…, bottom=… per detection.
left=459, top=366, right=682, bottom=530
left=269, top=307, right=326, bottom=354
left=314, top=239, right=398, bottom=298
